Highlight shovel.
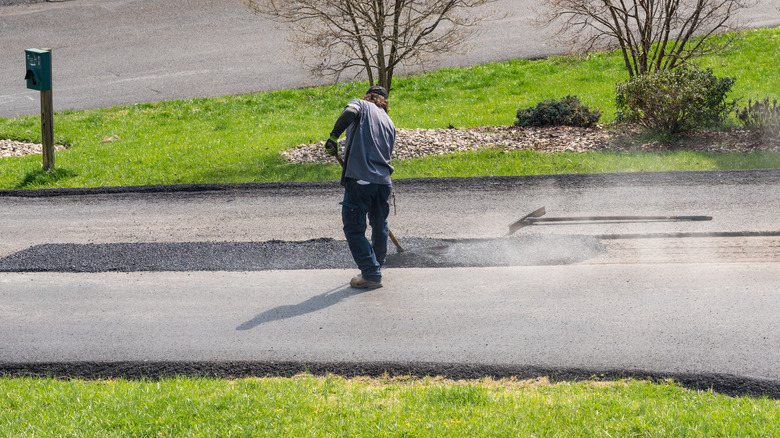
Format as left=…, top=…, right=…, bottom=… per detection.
left=509, top=206, right=712, bottom=234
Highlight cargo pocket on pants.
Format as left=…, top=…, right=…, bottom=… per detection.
left=340, top=202, right=363, bottom=226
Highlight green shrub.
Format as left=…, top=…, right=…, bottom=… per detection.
left=615, top=66, right=737, bottom=134
left=515, top=95, right=602, bottom=128
left=737, top=98, right=780, bottom=141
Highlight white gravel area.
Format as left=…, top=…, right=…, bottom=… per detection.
left=1, top=139, right=67, bottom=158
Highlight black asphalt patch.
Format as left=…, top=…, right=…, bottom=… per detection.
left=3, top=169, right=779, bottom=199
left=1, top=361, right=777, bottom=399
left=0, top=235, right=605, bottom=272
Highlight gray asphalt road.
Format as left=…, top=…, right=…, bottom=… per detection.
left=2, top=170, right=779, bottom=258
left=1, top=171, right=779, bottom=396
left=2, top=0, right=779, bottom=118
left=2, top=264, right=778, bottom=397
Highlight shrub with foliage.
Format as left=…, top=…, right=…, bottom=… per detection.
left=515, top=95, right=602, bottom=128
left=737, top=98, right=780, bottom=141
left=615, top=66, right=737, bottom=133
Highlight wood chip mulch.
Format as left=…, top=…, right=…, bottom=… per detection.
left=282, top=125, right=779, bottom=164
left=3, top=125, right=777, bottom=162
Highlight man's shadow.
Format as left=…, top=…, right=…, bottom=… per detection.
left=236, top=285, right=370, bottom=331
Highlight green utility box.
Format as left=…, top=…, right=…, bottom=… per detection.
left=25, top=48, right=52, bottom=91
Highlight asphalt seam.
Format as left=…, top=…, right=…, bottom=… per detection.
left=2, top=169, right=780, bottom=198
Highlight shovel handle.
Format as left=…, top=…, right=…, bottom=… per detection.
left=527, top=215, right=712, bottom=223
left=509, top=206, right=712, bottom=233
left=389, top=229, right=404, bottom=252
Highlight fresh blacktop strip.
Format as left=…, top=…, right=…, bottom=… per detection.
left=0, top=235, right=604, bottom=272
left=1, top=171, right=779, bottom=398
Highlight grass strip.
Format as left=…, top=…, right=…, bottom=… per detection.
left=393, top=149, right=780, bottom=178
left=2, top=375, right=778, bottom=437
left=1, top=29, right=779, bottom=189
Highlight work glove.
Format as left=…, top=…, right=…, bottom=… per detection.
left=324, top=136, right=339, bottom=156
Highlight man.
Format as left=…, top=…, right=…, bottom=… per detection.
left=325, top=85, right=395, bottom=289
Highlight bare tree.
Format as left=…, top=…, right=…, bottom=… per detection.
left=243, top=0, right=496, bottom=92
left=538, top=0, right=755, bottom=77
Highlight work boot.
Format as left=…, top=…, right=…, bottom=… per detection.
left=350, top=275, right=383, bottom=289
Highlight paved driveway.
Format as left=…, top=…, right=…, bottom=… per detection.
left=1, top=170, right=778, bottom=396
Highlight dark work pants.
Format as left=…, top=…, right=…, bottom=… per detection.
left=340, top=178, right=392, bottom=282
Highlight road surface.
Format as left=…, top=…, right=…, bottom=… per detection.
left=2, top=0, right=779, bottom=118
left=1, top=170, right=778, bottom=397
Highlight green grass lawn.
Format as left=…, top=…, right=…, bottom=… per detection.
left=2, top=375, right=778, bottom=437
left=1, top=28, right=779, bottom=189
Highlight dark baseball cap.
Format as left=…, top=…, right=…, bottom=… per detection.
left=366, top=85, right=389, bottom=99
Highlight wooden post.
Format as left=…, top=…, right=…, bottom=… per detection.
left=25, top=47, right=54, bottom=170
left=41, top=88, right=54, bottom=170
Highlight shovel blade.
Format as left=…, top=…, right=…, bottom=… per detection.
left=508, top=206, right=546, bottom=234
